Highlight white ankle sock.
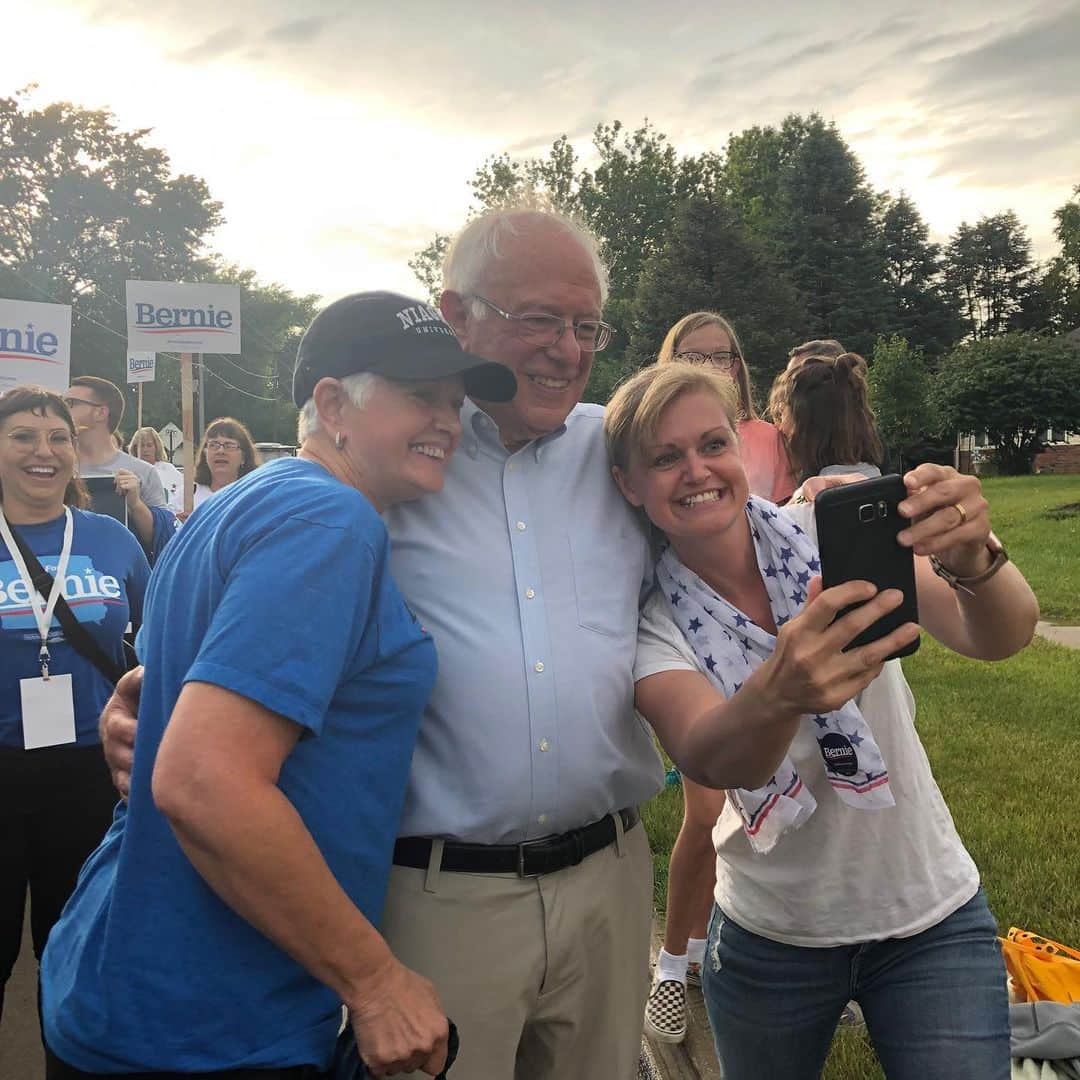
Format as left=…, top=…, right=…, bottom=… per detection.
left=656, top=947, right=689, bottom=984
left=687, top=938, right=707, bottom=966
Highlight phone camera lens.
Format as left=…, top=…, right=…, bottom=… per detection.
left=858, top=504, right=875, bottom=523
left=877, top=500, right=888, bottom=518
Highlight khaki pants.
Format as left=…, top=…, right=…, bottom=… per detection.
left=381, top=817, right=653, bottom=1080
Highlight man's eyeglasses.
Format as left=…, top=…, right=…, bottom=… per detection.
left=62, top=396, right=101, bottom=410
left=206, top=439, right=241, bottom=452
left=674, top=350, right=741, bottom=369
left=469, top=295, right=614, bottom=352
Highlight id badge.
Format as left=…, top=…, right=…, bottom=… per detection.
left=20, top=674, right=77, bottom=750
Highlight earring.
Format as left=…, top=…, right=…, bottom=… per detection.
left=334, top=431, right=345, bottom=450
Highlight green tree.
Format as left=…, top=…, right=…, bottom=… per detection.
left=719, top=114, right=892, bottom=355
left=0, top=91, right=315, bottom=441
left=879, top=194, right=962, bottom=357
left=944, top=212, right=1033, bottom=339
left=627, top=196, right=807, bottom=404
left=408, top=119, right=723, bottom=379
left=867, top=335, right=938, bottom=469
left=720, top=115, right=812, bottom=244
left=932, top=333, right=1080, bottom=474
left=773, top=117, right=890, bottom=356
left=1054, top=183, right=1080, bottom=275
left=1013, top=185, right=1080, bottom=334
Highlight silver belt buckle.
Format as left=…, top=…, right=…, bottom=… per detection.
left=516, top=835, right=552, bottom=877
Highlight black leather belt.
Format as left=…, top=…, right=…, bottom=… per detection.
left=393, top=807, right=640, bottom=878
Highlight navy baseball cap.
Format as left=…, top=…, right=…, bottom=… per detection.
left=292, top=291, right=516, bottom=408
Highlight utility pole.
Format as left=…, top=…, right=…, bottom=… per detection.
left=197, top=354, right=206, bottom=440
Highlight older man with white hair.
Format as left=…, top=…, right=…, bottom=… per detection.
left=98, top=209, right=664, bottom=1078
left=381, top=208, right=664, bottom=1079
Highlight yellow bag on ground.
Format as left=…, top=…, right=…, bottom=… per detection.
left=1001, top=927, right=1080, bottom=1004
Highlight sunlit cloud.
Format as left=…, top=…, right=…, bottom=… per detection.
left=3, top=0, right=1077, bottom=303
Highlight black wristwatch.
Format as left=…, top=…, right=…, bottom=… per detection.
left=929, top=532, right=1009, bottom=595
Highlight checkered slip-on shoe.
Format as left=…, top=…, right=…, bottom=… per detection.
left=643, top=978, right=687, bottom=1043
left=686, top=960, right=702, bottom=988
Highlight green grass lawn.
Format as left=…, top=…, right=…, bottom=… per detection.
left=978, top=474, right=1080, bottom=622
left=641, top=473, right=1080, bottom=1080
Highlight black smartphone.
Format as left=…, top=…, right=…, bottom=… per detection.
left=84, top=476, right=129, bottom=528
left=813, top=473, right=919, bottom=660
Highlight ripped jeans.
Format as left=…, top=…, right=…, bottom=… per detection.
left=701, top=888, right=1010, bottom=1080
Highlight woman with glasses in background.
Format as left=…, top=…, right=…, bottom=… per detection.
left=658, top=313, right=795, bottom=506
left=181, top=417, right=261, bottom=522
left=644, top=311, right=796, bottom=1045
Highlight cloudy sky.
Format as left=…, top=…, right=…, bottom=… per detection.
left=5, top=0, right=1078, bottom=303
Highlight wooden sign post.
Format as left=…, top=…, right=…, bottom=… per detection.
left=180, top=353, right=195, bottom=515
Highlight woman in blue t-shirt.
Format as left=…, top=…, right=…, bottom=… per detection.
left=41, top=293, right=516, bottom=1080
left=0, top=385, right=150, bottom=1033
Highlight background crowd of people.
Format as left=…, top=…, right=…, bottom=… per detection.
left=0, top=205, right=1041, bottom=1080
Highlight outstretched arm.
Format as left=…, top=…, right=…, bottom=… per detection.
left=637, top=579, right=918, bottom=789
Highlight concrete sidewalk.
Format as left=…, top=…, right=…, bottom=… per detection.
left=0, top=912, right=44, bottom=1080
left=1036, top=620, right=1080, bottom=648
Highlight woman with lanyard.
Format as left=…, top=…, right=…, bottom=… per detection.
left=604, top=362, right=1038, bottom=1079
left=0, top=386, right=149, bottom=1033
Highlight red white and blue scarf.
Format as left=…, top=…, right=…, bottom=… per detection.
left=655, top=496, right=894, bottom=854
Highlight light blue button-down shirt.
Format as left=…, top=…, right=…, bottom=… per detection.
left=385, top=400, right=664, bottom=844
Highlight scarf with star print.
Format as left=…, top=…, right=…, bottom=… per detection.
left=655, top=496, right=894, bottom=854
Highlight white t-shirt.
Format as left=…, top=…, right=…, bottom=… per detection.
left=633, top=505, right=979, bottom=947
left=152, top=460, right=184, bottom=513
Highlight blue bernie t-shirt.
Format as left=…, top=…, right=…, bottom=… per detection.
left=42, top=457, right=436, bottom=1073
left=0, top=508, right=149, bottom=748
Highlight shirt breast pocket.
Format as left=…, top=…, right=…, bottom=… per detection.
left=568, top=525, right=642, bottom=639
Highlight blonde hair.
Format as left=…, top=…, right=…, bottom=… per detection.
left=656, top=311, right=758, bottom=421
left=128, top=425, right=166, bottom=463
left=604, top=362, right=741, bottom=471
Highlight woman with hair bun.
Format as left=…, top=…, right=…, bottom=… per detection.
left=768, top=352, right=884, bottom=488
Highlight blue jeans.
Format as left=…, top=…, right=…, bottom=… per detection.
left=702, top=888, right=1010, bottom=1080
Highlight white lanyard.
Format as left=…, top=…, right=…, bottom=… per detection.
left=0, top=506, right=74, bottom=678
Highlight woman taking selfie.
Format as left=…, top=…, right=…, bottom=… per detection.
left=0, top=386, right=148, bottom=1034
left=605, top=362, right=1037, bottom=1080
left=647, top=312, right=797, bottom=1037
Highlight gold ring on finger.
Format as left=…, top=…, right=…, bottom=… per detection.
left=953, top=502, right=967, bottom=525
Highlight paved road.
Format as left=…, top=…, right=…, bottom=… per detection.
left=0, top=911, right=45, bottom=1080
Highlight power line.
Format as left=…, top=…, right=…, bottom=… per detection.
left=201, top=362, right=280, bottom=402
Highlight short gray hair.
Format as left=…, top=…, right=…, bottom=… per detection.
left=442, top=207, right=609, bottom=309
left=296, top=372, right=378, bottom=443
